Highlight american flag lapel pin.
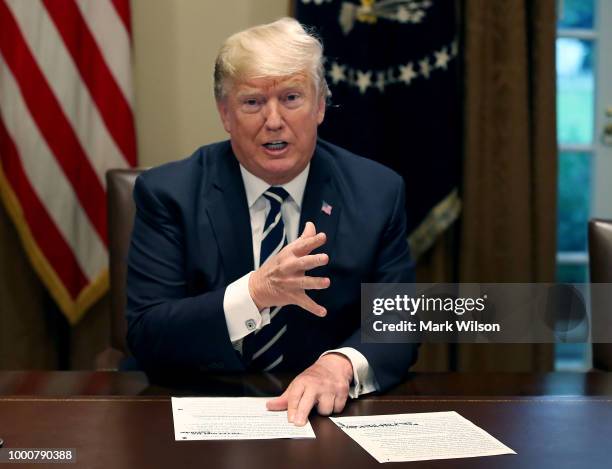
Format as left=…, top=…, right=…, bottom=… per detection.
left=321, top=200, right=333, bottom=216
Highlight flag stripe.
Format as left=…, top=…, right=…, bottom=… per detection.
left=0, top=56, right=108, bottom=280
left=110, top=0, right=131, bottom=37
left=6, top=0, right=129, bottom=187
left=76, top=0, right=133, bottom=107
left=43, top=0, right=137, bottom=167
left=0, top=1, right=108, bottom=246
left=0, top=117, right=88, bottom=297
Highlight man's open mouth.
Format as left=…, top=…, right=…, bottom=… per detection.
left=263, top=141, right=288, bottom=151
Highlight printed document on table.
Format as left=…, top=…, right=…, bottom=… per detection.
left=171, top=397, right=316, bottom=441
left=330, top=411, right=516, bottom=463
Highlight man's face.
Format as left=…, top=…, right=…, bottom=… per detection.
left=217, top=74, right=325, bottom=185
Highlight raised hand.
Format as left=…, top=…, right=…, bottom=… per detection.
left=248, top=221, right=330, bottom=316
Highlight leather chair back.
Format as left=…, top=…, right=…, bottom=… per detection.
left=588, top=218, right=612, bottom=371
left=107, top=169, right=142, bottom=354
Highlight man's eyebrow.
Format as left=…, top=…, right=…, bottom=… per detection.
left=235, top=81, right=307, bottom=97
left=279, top=81, right=307, bottom=90
left=235, top=88, right=263, bottom=97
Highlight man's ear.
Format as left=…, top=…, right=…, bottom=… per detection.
left=216, top=99, right=231, bottom=133
left=316, top=94, right=326, bottom=125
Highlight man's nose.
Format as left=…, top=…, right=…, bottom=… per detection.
left=263, top=101, right=284, bottom=131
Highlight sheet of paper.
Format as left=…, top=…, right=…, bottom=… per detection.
left=171, top=397, right=316, bottom=441
left=330, top=411, right=516, bottom=463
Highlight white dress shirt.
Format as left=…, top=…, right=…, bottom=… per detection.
left=221, top=163, right=378, bottom=398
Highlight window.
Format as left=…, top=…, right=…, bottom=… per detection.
left=555, top=0, right=612, bottom=370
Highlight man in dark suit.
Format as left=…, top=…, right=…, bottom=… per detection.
left=126, top=17, right=418, bottom=426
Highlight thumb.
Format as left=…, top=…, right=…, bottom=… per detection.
left=300, top=221, right=316, bottom=239
left=266, top=390, right=289, bottom=411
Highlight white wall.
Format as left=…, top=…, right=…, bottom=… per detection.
left=131, top=0, right=289, bottom=167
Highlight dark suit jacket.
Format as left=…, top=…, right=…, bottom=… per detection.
left=126, top=139, right=418, bottom=391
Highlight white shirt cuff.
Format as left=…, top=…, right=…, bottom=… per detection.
left=223, top=272, right=271, bottom=353
left=321, top=347, right=379, bottom=398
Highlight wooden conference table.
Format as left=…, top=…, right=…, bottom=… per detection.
left=0, top=371, right=611, bottom=468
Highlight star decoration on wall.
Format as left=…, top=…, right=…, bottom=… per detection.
left=419, top=58, right=431, bottom=78
left=322, top=37, right=458, bottom=94
left=329, top=62, right=347, bottom=85
left=434, top=47, right=450, bottom=69
left=356, top=70, right=372, bottom=94
left=396, top=6, right=411, bottom=23
left=399, top=63, right=417, bottom=84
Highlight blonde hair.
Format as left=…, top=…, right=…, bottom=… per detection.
left=214, top=17, right=329, bottom=101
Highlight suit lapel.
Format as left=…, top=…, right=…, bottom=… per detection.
left=300, top=145, right=340, bottom=251
left=205, top=145, right=254, bottom=283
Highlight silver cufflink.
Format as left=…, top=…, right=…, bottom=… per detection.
left=245, top=319, right=256, bottom=330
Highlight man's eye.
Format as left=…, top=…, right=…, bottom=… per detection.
left=284, top=93, right=303, bottom=107
left=241, top=98, right=262, bottom=113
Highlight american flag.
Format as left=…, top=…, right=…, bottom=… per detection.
left=0, top=0, right=137, bottom=324
left=321, top=200, right=333, bottom=216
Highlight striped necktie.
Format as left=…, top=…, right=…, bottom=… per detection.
left=244, top=186, right=290, bottom=371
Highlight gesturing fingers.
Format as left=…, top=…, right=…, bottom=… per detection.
left=292, top=231, right=326, bottom=257
left=300, top=221, right=317, bottom=239
left=250, top=221, right=329, bottom=313
left=295, top=293, right=327, bottom=317
left=288, top=276, right=330, bottom=290
left=298, top=253, right=329, bottom=272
